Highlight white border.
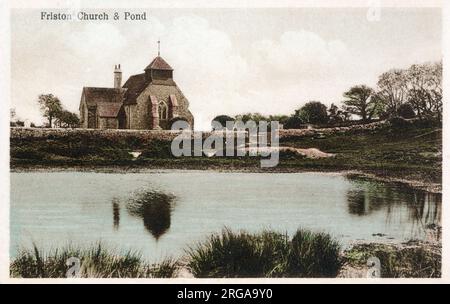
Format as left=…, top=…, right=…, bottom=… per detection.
left=0, top=0, right=447, bottom=284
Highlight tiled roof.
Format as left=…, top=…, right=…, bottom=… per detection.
left=122, top=73, right=149, bottom=105
left=82, top=87, right=125, bottom=107
left=145, top=56, right=173, bottom=71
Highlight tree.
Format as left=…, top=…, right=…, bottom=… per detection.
left=328, top=103, right=344, bottom=124
left=376, top=69, right=408, bottom=116
left=268, top=115, right=289, bottom=125
left=38, top=94, right=63, bottom=128
left=54, top=110, right=80, bottom=128
left=342, top=85, right=382, bottom=122
left=211, top=115, right=235, bottom=130
left=234, top=113, right=266, bottom=124
left=405, top=61, right=442, bottom=120
left=294, top=101, right=328, bottom=125
left=284, top=116, right=304, bottom=129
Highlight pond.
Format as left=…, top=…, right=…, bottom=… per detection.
left=10, top=171, right=441, bottom=262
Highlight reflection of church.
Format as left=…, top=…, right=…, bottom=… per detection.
left=79, top=46, right=194, bottom=130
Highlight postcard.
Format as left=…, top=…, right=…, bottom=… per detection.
left=0, top=0, right=447, bottom=286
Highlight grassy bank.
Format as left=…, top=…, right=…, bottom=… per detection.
left=10, top=122, right=442, bottom=186
left=10, top=229, right=440, bottom=278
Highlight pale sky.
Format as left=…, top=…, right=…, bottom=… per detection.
left=11, top=7, right=441, bottom=130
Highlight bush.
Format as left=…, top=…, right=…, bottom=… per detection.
left=284, top=116, right=304, bottom=129
left=397, top=104, right=416, bottom=119
left=212, top=115, right=235, bottom=130
left=388, top=116, right=410, bottom=129
left=186, top=228, right=341, bottom=278
left=10, top=243, right=178, bottom=278
left=11, top=147, right=46, bottom=160
left=287, top=229, right=341, bottom=277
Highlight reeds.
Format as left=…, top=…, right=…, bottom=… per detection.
left=10, top=243, right=178, bottom=278
left=186, top=228, right=342, bottom=278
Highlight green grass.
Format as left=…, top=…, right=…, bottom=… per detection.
left=186, top=228, right=342, bottom=278
left=10, top=123, right=441, bottom=185
left=10, top=243, right=178, bottom=278
left=343, top=242, right=441, bottom=278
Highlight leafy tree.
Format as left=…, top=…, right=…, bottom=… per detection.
left=234, top=113, right=267, bottom=124
left=294, top=101, right=328, bottom=125
left=342, top=85, right=382, bottom=122
left=54, top=110, right=80, bottom=128
left=38, top=94, right=63, bottom=128
left=212, top=115, right=235, bottom=130
left=328, top=103, right=344, bottom=124
left=268, top=115, right=289, bottom=125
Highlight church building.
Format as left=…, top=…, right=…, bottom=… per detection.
left=79, top=53, right=194, bottom=130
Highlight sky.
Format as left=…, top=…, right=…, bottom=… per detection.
left=11, top=7, right=442, bottom=130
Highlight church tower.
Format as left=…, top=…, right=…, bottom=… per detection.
left=144, top=40, right=173, bottom=81
left=144, top=56, right=173, bottom=81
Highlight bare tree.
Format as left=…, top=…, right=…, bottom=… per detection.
left=376, top=69, right=408, bottom=115
left=405, top=61, right=442, bottom=119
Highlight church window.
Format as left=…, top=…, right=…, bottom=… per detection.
left=159, top=101, right=168, bottom=120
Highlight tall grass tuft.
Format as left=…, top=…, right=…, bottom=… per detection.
left=186, top=228, right=341, bottom=278
left=10, top=243, right=178, bottom=278
left=287, top=229, right=341, bottom=277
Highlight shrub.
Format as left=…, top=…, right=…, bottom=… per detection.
left=397, top=104, right=416, bottom=119
left=388, top=116, right=410, bottom=129
left=10, top=243, right=178, bottom=278
left=186, top=228, right=341, bottom=278
left=140, top=140, right=174, bottom=158
left=211, top=115, right=235, bottom=130
left=286, top=229, right=341, bottom=277
left=284, top=116, right=304, bottom=129
left=11, top=147, right=46, bottom=160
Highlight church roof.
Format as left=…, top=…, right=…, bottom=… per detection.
left=82, top=87, right=125, bottom=107
left=144, top=56, right=173, bottom=71
left=122, top=74, right=149, bottom=104
left=122, top=73, right=176, bottom=105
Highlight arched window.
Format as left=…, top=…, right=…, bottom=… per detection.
left=158, top=101, right=168, bottom=120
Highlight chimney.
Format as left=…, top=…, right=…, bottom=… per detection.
left=114, top=64, right=122, bottom=89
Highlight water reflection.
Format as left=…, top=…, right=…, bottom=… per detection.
left=112, top=199, right=120, bottom=230
left=126, top=190, right=176, bottom=239
left=346, top=177, right=441, bottom=232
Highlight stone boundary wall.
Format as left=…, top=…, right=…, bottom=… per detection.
left=10, top=120, right=389, bottom=142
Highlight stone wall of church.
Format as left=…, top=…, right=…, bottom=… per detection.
left=98, top=117, right=119, bottom=129
left=129, top=83, right=194, bottom=130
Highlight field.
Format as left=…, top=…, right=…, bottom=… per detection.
left=10, top=120, right=442, bottom=188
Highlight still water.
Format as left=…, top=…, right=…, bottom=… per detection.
left=10, top=171, right=441, bottom=261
